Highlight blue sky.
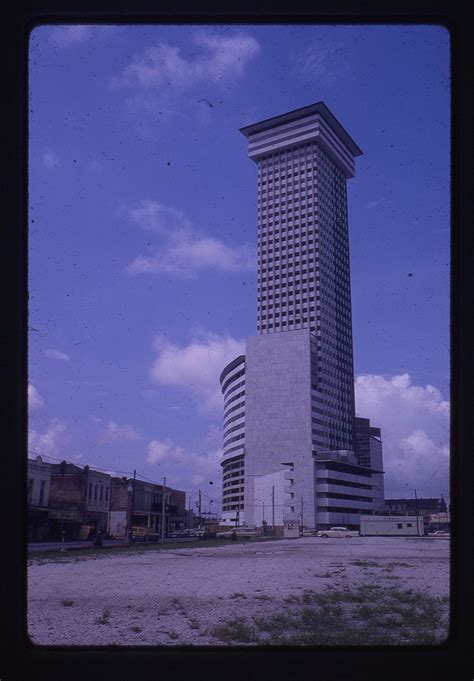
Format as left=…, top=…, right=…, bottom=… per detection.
left=28, top=24, right=450, bottom=508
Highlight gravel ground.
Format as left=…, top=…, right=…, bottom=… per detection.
left=28, top=536, right=450, bottom=647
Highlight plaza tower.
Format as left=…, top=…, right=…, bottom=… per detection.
left=220, top=103, right=383, bottom=530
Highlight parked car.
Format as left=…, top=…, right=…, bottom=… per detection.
left=428, top=530, right=450, bottom=537
left=317, top=526, right=359, bottom=538
left=185, top=529, right=205, bottom=537
left=301, top=528, right=319, bottom=536
left=216, top=528, right=257, bottom=539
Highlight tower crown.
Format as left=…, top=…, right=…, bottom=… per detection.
left=240, top=101, right=362, bottom=178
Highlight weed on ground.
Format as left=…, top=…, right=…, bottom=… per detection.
left=95, top=608, right=111, bottom=625
left=209, top=585, right=448, bottom=646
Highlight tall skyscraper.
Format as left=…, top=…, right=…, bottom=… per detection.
left=220, top=102, right=384, bottom=530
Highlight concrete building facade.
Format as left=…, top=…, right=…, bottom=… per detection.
left=354, top=417, right=385, bottom=510
left=220, top=102, right=385, bottom=529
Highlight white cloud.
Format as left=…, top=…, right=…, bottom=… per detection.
left=146, top=428, right=223, bottom=497
left=293, top=42, right=349, bottom=81
left=111, top=31, right=260, bottom=91
left=98, top=421, right=142, bottom=444
left=367, top=197, right=388, bottom=209
left=125, top=200, right=256, bottom=277
left=127, top=200, right=190, bottom=233
left=48, top=25, right=115, bottom=48
left=150, top=330, right=245, bottom=412
left=45, top=348, right=70, bottom=361
left=28, top=383, right=44, bottom=412
left=49, top=25, right=93, bottom=47
left=28, top=418, right=69, bottom=457
left=354, top=373, right=450, bottom=498
left=42, top=149, right=61, bottom=168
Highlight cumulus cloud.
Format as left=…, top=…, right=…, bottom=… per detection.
left=125, top=200, right=255, bottom=277
left=98, top=421, right=142, bottom=444
left=42, top=149, right=61, bottom=169
left=127, top=201, right=190, bottom=234
left=111, top=31, right=260, bottom=91
left=150, top=330, right=245, bottom=412
left=28, top=418, right=69, bottom=457
left=146, top=428, right=223, bottom=498
left=28, top=383, right=44, bottom=412
left=354, top=373, right=450, bottom=498
left=45, top=348, right=70, bottom=361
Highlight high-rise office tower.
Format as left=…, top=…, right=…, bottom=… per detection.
left=220, top=102, right=384, bottom=530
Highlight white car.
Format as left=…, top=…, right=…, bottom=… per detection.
left=317, top=526, right=359, bottom=538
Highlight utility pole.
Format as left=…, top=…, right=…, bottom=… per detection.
left=160, top=476, right=166, bottom=544
left=129, top=469, right=136, bottom=543
left=198, top=489, right=202, bottom=530
left=414, top=488, right=421, bottom=536
left=272, top=485, right=275, bottom=532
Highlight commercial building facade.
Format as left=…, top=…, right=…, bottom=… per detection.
left=27, top=455, right=52, bottom=540
left=220, top=102, right=384, bottom=529
left=27, top=457, right=186, bottom=541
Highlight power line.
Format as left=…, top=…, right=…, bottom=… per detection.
left=28, top=451, right=175, bottom=488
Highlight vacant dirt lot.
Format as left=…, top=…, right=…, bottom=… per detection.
left=28, top=536, right=450, bottom=647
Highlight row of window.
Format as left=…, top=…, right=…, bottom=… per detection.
left=88, top=481, right=109, bottom=504
left=223, top=432, right=245, bottom=450
left=223, top=393, right=245, bottom=418
left=223, top=420, right=245, bottom=442
left=28, top=478, right=46, bottom=506
left=316, top=477, right=373, bottom=491
left=223, top=380, right=245, bottom=405
left=223, top=410, right=245, bottom=432
left=318, top=492, right=373, bottom=503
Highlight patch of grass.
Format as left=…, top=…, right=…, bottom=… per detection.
left=95, top=608, right=111, bottom=625
left=28, top=536, right=269, bottom=565
left=62, top=599, right=74, bottom=606
left=131, top=626, right=142, bottom=633
left=253, top=594, right=272, bottom=601
left=188, top=619, right=200, bottom=630
left=352, top=560, right=380, bottom=567
left=238, top=586, right=448, bottom=646
left=229, top=592, right=247, bottom=599
left=168, top=631, right=179, bottom=640
left=211, top=617, right=259, bottom=643
left=314, top=572, right=332, bottom=578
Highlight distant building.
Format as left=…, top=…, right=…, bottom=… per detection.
left=384, top=497, right=447, bottom=515
left=27, top=456, right=52, bottom=540
left=109, top=477, right=186, bottom=539
left=49, top=462, right=111, bottom=539
left=220, top=102, right=385, bottom=529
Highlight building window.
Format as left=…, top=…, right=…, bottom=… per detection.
left=94, top=484, right=98, bottom=501
left=39, top=480, right=46, bottom=506
left=28, top=478, right=34, bottom=503
left=88, top=482, right=92, bottom=500
left=397, top=523, right=403, bottom=529
left=99, top=484, right=103, bottom=501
